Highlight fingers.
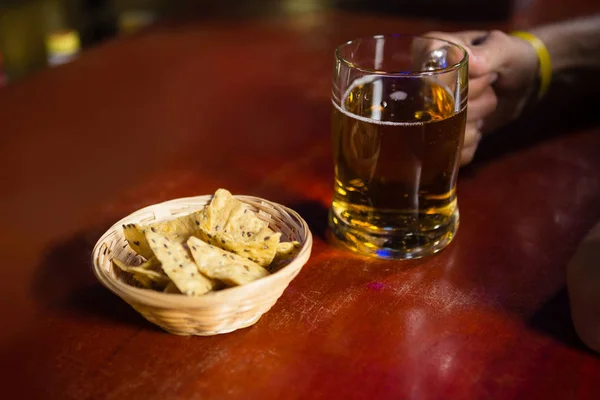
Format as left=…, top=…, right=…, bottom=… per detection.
left=460, top=83, right=499, bottom=166
left=468, top=30, right=534, bottom=80
left=425, top=30, right=526, bottom=80
left=421, top=30, right=513, bottom=166
left=466, top=30, right=514, bottom=77
left=467, top=86, right=498, bottom=127
left=461, top=122, right=482, bottom=166
left=424, top=29, right=538, bottom=92
left=469, top=74, right=498, bottom=99
left=460, top=86, right=499, bottom=166
left=464, top=122, right=482, bottom=148
left=423, top=31, right=488, bottom=54
left=461, top=144, right=477, bottom=166
left=422, top=31, right=491, bottom=77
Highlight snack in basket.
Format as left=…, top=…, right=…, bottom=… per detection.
left=196, top=189, right=282, bottom=267
left=187, top=236, right=269, bottom=286
left=112, top=189, right=301, bottom=296
left=122, top=223, right=154, bottom=259
left=122, top=215, right=200, bottom=259
left=113, top=257, right=170, bottom=288
left=146, top=231, right=215, bottom=296
left=275, top=241, right=302, bottom=260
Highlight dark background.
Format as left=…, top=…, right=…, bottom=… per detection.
left=0, top=0, right=520, bottom=81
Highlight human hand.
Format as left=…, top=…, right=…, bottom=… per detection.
left=423, top=30, right=540, bottom=165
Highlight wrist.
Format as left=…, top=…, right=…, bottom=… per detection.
left=510, top=31, right=550, bottom=101
left=529, top=26, right=565, bottom=73
left=530, top=15, right=600, bottom=75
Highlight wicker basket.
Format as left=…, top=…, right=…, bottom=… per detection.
left=92, top=195, right=312, bottom=336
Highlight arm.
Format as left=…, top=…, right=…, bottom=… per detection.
left=532, top=15, right=600, bottom=78
left=425, top=15, right=600, bottom=165
left=568, top=220, right=600, bottom=352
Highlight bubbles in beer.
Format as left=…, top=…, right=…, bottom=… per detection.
left=390, top=90, right=408, bottom=101
left=330, top=76, right=466, bottom=258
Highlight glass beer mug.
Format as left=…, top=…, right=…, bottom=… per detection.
left=329, top=35, right=468, bottom=259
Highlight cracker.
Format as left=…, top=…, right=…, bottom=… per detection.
left=197, top=189, right=279, bottom=266
left=220, top=227, right=281, bottom=267
left=150, top=214, right=202, bottom=242
left=135, top=255, right=161, bottom=270
left=145, top=231, right=214, bottom=296
left=276, top=241, right=302, bottom=258
left=268, top=241, right=302, bottom=272
left=123, top=212, right=202, bottom=259
left=123, top=223, right=154, bottom=259
left=187, top=236, right=269, bottom=286
left=112, top=257, right=170, bottom=288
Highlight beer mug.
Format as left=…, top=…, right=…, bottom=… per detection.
left=329, top=35, right=468, bottom=259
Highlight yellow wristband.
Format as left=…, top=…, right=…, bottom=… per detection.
left=511, top=31, right=552, bottom=100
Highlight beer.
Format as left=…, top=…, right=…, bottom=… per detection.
left=329, top=76, right=466, bottom=258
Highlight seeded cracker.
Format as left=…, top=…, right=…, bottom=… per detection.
left=268, top=241, right=302, bottom=272
left=123, top=213, right=203, bottom=260
left=112, top=257, right=170, bottom=288
left=149, top=214, right=202, bottom=242
left=145, top=231, right=214, bottom=296
left=136, top=255, right=162, bottom=270
left=123, top=224, right=154, bottom=259
left=223, top=227, right=281, bottom=267
left=276, top=241, right=302, bottom=258
left=187, top=236, right=269, bottom=286
left=197, top=189, right=281, bottom=267
left=198, top=189, right=245, bottom=233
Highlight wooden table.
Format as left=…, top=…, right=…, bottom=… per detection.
left=2, top=2, right=600, bottom=399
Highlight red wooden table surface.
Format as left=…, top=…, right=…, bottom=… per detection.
left=1, top=2, right=600, bottom=399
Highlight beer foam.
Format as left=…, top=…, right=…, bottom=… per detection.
left=337, top=74, right=426, bottom=126
left=335, top=74, right=465, bottom=126
left=332, top=99, right=424, bottom=127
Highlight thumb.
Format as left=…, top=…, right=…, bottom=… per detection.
left=470, top=30, right=540, bottom=92
left=468, top=30, right=517, bottom=77
left=423, top=31, right=490, bottom=77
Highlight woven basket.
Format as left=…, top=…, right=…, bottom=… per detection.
left=92, top=195, right=312, bottom=336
